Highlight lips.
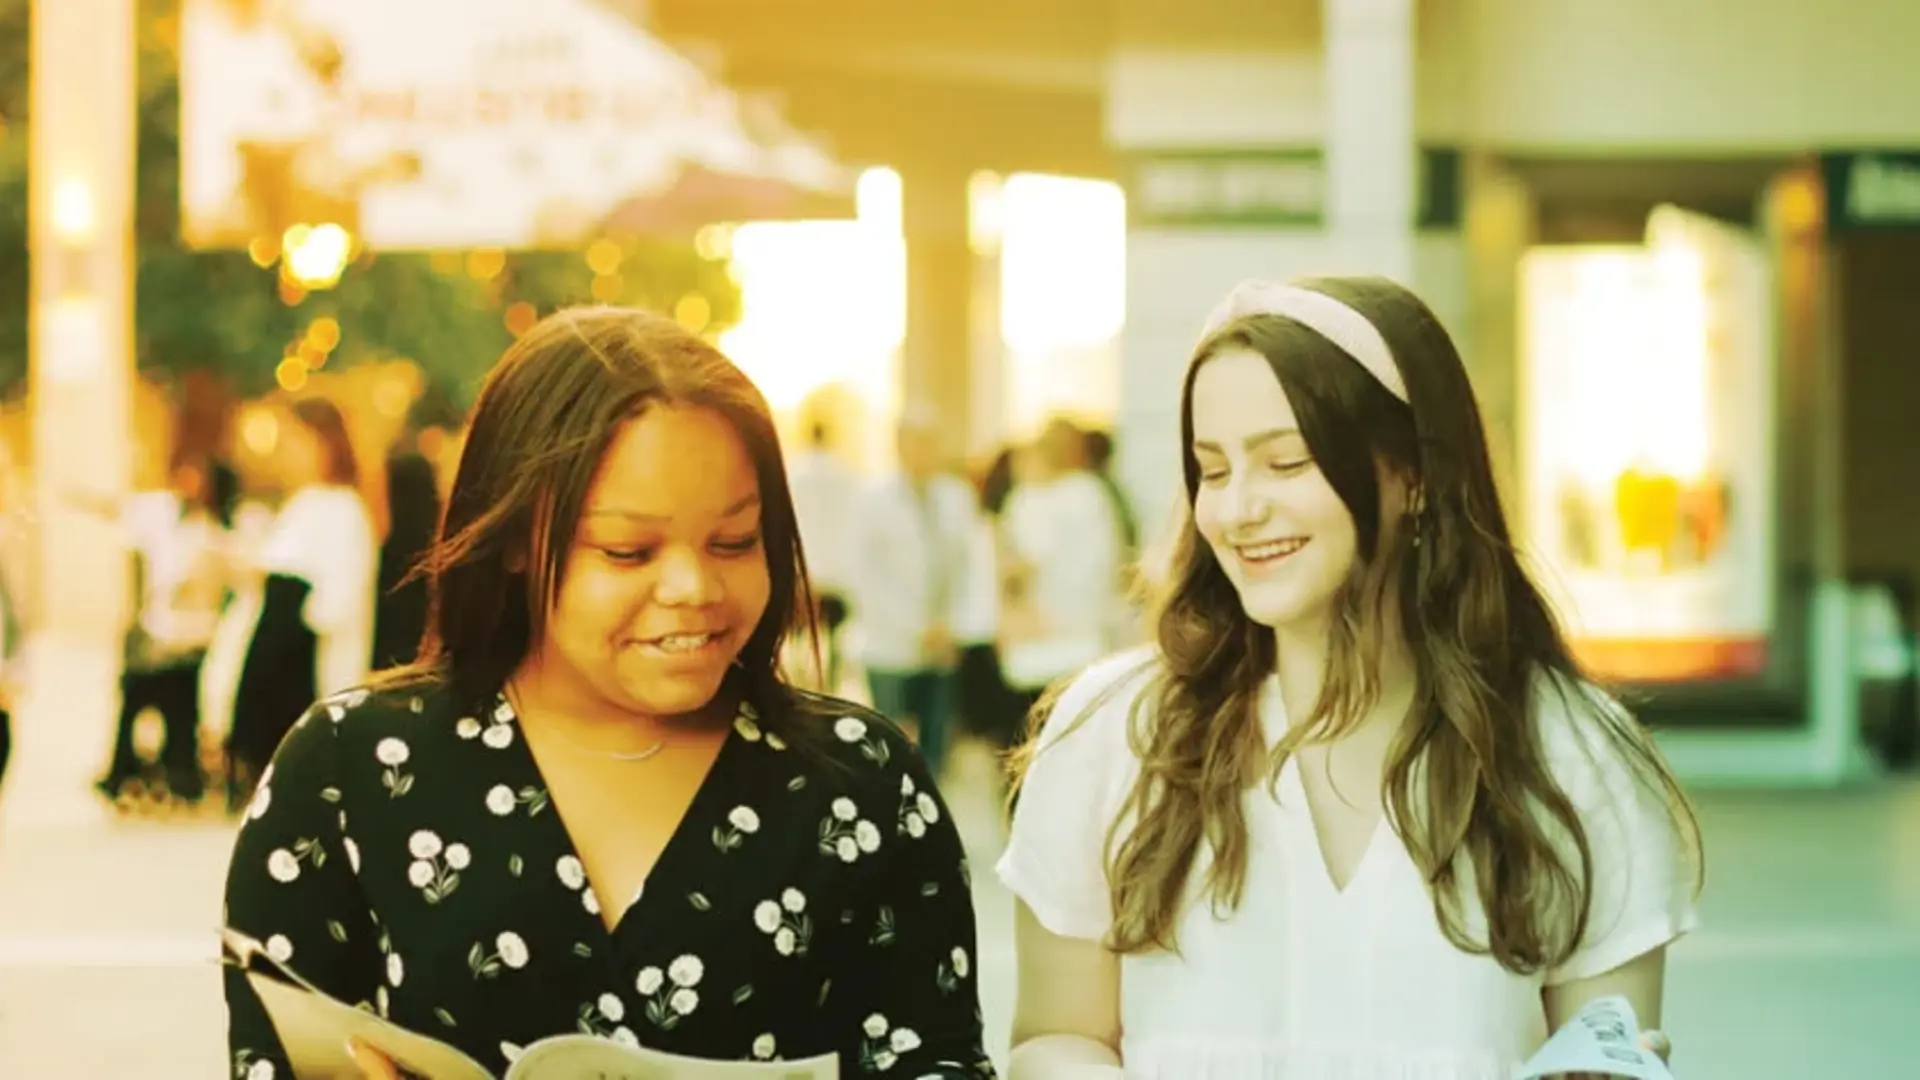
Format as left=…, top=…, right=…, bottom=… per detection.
left=1233, top=537, right=1308, bottom=569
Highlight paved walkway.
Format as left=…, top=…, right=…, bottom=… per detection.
left=1, top=648, right=1915, bottom=1076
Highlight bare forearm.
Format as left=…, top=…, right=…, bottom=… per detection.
left=1008, top=1034, right=1124, bottom=1080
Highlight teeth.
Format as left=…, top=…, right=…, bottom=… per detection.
left=1239, top=539, right=1306, bottom=560
left=652, top=633, right=716, bottom=652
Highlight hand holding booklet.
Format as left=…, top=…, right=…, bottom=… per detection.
left=1514, top=995, right=1676, bottom=1080
left=223, top=930, right=838, bottom=1080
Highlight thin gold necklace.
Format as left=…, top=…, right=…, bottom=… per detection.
left=504, top=688, right=668, bottom=763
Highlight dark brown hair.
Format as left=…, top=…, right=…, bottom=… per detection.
left=1016, top=275, right=1701, bottom=974
left=288, top=396, right=360, bottom=487
left=391, top=306, right=821, bottom=737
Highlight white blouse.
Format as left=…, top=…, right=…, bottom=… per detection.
left=996, top=647, right=1698, bottom=1080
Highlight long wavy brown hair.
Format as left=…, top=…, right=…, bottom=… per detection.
left=1016, top=275, right=1701, bottom=973
left=378, top=306, right=828, bottom=745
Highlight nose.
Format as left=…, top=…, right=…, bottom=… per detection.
left=653, top=547, right=723, bottom=607
left=1223, top=473, right=1271, bottom=532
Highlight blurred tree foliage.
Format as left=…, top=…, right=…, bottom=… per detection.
left=0, top=0, right=741, bottom=406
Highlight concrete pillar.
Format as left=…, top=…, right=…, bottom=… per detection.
left=1324, top=0, right=1417, bottom=282
left=19, top=0, right=137, bottom=826
left=29, top=0, right=136, bottom=646
left=898, top=159, right=974, bottom=467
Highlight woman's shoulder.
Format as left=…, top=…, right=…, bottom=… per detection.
left=294, top=678, right=466, bottom=754
left=1038, top=645, right=1161, bottom=747
left=780, top=687, right=920, bottom=775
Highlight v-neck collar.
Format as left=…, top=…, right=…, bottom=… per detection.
left=1260, top=676, right=1388, bottom=899
left=491, top=692, right=751, bottom=942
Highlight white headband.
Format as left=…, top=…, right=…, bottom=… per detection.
left=1199, top=280, right=1408, bottom=402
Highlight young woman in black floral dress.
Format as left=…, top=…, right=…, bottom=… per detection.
left=220, top=307, right=995, bottom=1080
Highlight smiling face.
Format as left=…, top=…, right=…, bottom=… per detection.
left=535, top=403, right=773, bottom=719
left=1188, top=347, right=1359, bottom=632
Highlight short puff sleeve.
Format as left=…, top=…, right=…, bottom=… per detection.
left=1540, top=677, right=1702, bottom=985
left=993, top=648, right=1156, bottom=942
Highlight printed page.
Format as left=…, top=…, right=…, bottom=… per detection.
left=507, top=1037, right=839, bottom=1080
left=1514, top=995, right=1675, bottom=1080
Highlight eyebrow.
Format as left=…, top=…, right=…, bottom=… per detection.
left=585, top=492, right=761, bottom=523
left=1192, top=427, right=1303, bottom=455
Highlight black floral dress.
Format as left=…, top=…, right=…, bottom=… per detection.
left=222, top=682, right=995, bottom=1080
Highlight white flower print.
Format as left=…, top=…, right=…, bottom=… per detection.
left=752, top=889, right=813, bottom=956
left=612, top=1027, right=641, bottom=1049
left=497, top=932, right=529, bottom=968
left=835, top=716, right=894, bottom=766
left=456, top=716, right=483, bottom=740
left=265, top=838, right=329, bottom=883
left=713, top=805, right=760, bottom=852
left=469, top=931, right=529, bottom=978
left=857, top=1013, right=919, bottom=1072
left=406, top=831, right=464, bottom=903
left=481, top=716, right=516, bottom=749
left=752, top=1033, right=778, bottom=1061
left=635, top=956, right=703, bottom=1029
left=898, top=778, right=938, bottom=839
left=575, top=994, right=627, bottom=1038
left=376, top=738, right=416, bottom=798
left=387, top=952, right=405, bottom=988
left=668, top=954, right=704, bottom=988
left=937, top=945, right=970, bottom=993
left=267, top=848, right=300, bottom=883
left=245, top=1056, right=276, bottom=1080
left=753, top=901, right=782, bottom=934
left=583, top=887, right=602, bottom=916
left=821, top=801, right=880, bottom=863
left=556, top=855, right=587, bottom=891
left=246, top=782, right=272, bottom=820
left=264, top=934, right=294, bottom=963
left=486, top=785, right=517, bottom=816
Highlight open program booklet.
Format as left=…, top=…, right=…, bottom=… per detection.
left=222, top=930, right=839, bottom=1080
left=1515, top=995, right=1677, bottom=1080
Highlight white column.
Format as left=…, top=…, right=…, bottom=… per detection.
left=1323, top=0, right=1418, bottom=283
left=17, top=0, right=136, bottom=827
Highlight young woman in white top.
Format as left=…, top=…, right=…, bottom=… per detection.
left=998, top=276, right=1698, bottom=1080
left=216, top=396, right=377, bottom=807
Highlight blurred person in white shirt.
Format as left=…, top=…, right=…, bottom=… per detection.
left=849, top=414, right=977, bottom=781
left=786, top=421, right=858, bottom=692
left=998, top=418, right=1126, bottom=714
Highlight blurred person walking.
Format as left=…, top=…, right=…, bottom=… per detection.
left=786, top=420, right=858, bottom=692
left=849, top=413, right=977, bottom=781
left=997, top=419, right=1126, bottom=718
left=211, top=397, right=377, bottom=808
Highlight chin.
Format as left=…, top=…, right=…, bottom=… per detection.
left=1235, top=583, right=1335, bottom=632
left=613, top=668, right=731, bottom=719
